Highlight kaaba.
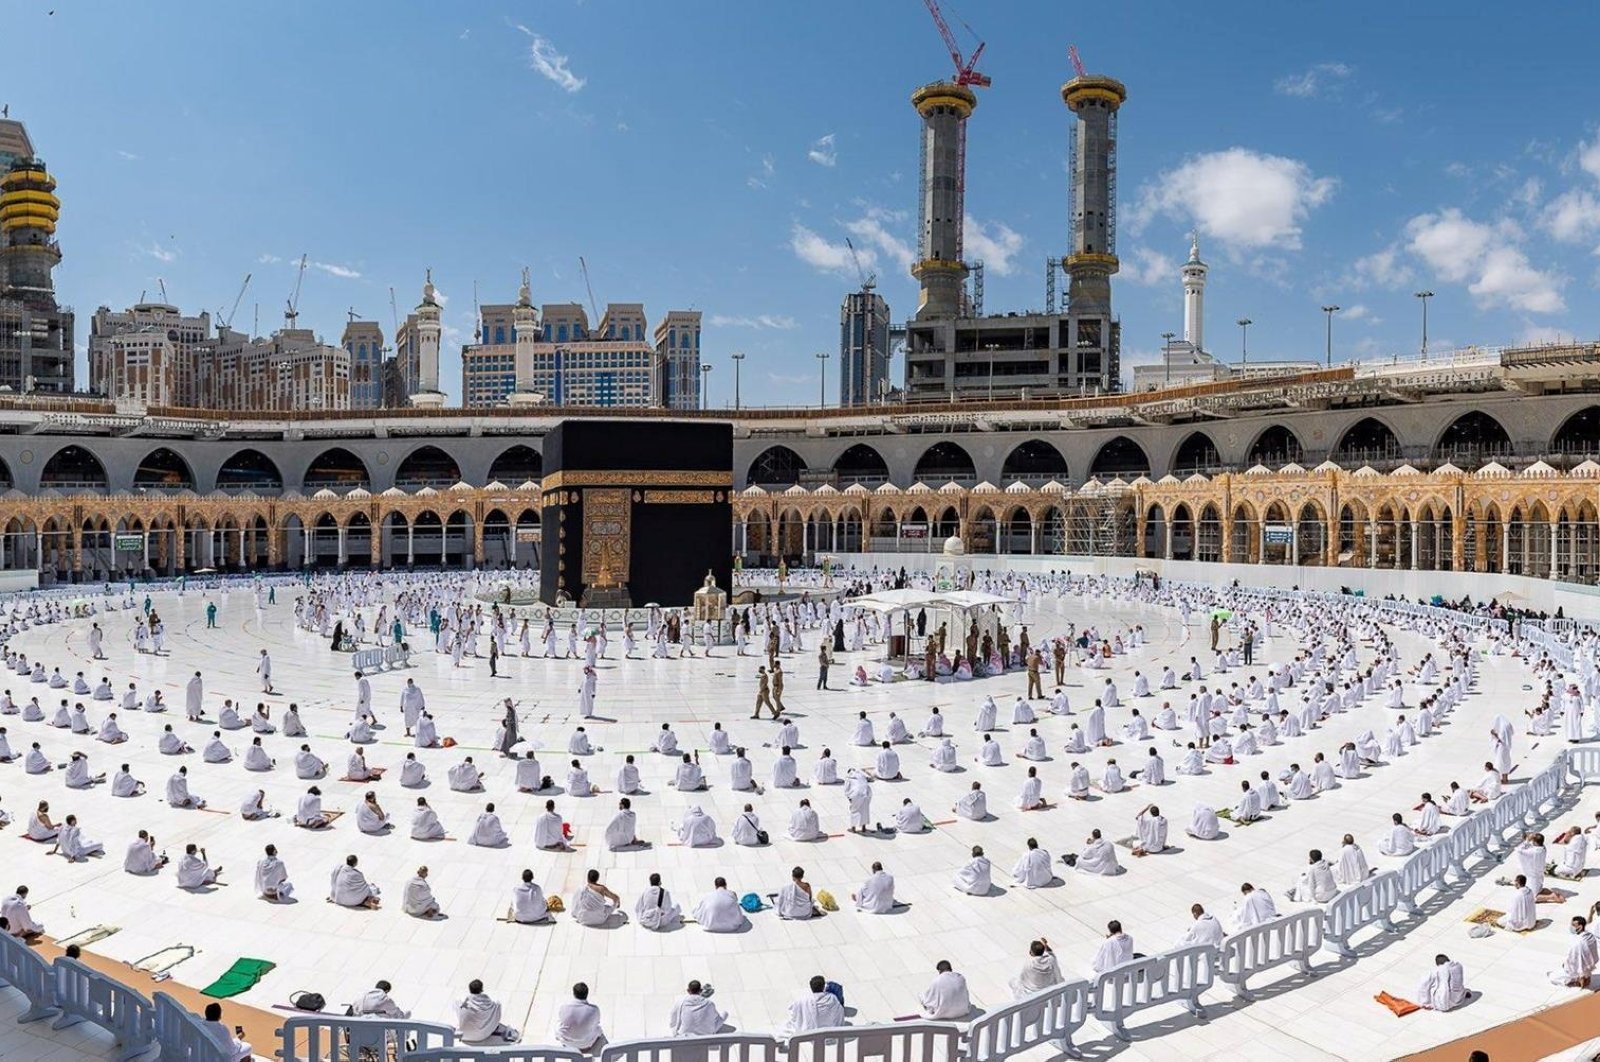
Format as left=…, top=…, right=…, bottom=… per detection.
left=540, top=420, right=733, bottom=608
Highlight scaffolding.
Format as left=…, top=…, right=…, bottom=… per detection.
left=1064, top=491, right=1135, bottom=557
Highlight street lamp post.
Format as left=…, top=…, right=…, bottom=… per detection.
left=1321, top=305, right=1340, bottom=368
left=1160, top=331, right=1175, bottom=387
left=1237, top=317, right=1252, bottom=366
left=700, top=363, right=713, bottom=410
left=730, top=352, right=745, bottom=410
left=1414, top=291, right=1434, bottom=357
left=815, top=352, right=829, bottom=408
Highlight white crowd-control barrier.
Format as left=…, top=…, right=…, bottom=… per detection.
left=409, top=1048, right=588, bottom=1062
left=350, top=644, right=412, bottom=672
left=966, top=980, right=1092, bottom=1061
left=787, top=1022, right=964, bottom=1062
left=601, top=1033, right=783, bottom=1062
left=50, top=956, right=156, bottom=1062
left=1321, top=870, right=1402, bottom=958
left=1397, top=840, right=1457, bottom=915
left=278, top=1013, right=455, bottom=1061
left=1568, top=747, right=1600, bottom=784
left=1218, top=911, right=1322, bottom=1000
left=0, top=930, right=60, bottom=1024
left=152, top=991, right=231, bottom=1062
left=1090, top=945, right=1213, bottom=1043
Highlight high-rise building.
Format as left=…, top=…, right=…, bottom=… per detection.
left=393, top=312, right=421, bottom=403
left=840, top=289, right=891, bottom=406
left=341, top=319, right=385, bottom=409
left=910, top=82, right=975, bottom=321
left=89, top=302, right=211, bottom=400
left=655, top=309, right=702, bottom=409
left=0, top=115, right=74, bottom=393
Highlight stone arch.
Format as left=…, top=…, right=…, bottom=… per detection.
left=1195, top=502, right=1222, bottom=562
left=40, top=444, right=108, bottom=490
left=305, top=447, right=371, bottom=491
left=1143, top=502, right=1166, bottom=559
left=933, top=505, right=960, bottom=540
left=1089, top=436, right=1150, bottom=479
left=1000, top=440, right=1069, bottom=484
left=133, top=446, right=195, bottom=491
left=1551, top=406, right=1600, bottom=459
left=1169, top=502, right=1195, bottom=561
left=395, top=445, right=463, bottom=490
left=1433, top=410, right=1512, bottom=468
left=968, top=504, right=997, bottom=554
left=1001, top=504, right=1034, bottom=554
left=1171, top=431, right=1221, bottom=475
left=488, top=444, right=543, bottom=484
left=832, top=443, right=890, bottom=486
left=1332, top=416, right=1402, bottom=465
left=1338, top=499, right=1369, bottom=566
left=1296, top=500, right=1328, bottom=566
left=216, top=448, right=283, bottom=493
left=1229, top=499, right=1258, bottom=563
left=914, top=442, right=977, bottom=484
left=870, top=505, right=897, bottom=541
left=1246, top=424, right=1304, bottom=466
left=747, top=445, right=806, bottom=488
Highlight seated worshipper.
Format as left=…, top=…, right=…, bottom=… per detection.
left=1187, top=804, right=1221, bottom=840
left=295, top=745, right=327, bottom=779
left=534, top=801, right=572, bottom=850
left=777, top=866, right=819, bottom=920
left=673, top=753, right=707, bottom=791
left=776, top=718, right=801, bottom=747
left=1017, top=766, right=1046, bottom=810
left=166, top=767, right=205, bottom=809
left=1100, top=759, right=1126, bottom=794
left=1288, top=849, right=1339, bottom=903
left=853, top=861, right=897, bottom=912
left=242, top=737, right=274, bottom=772
left=282, top=703, right=306, bottom=738
left=1132, top=805, right=1168, bottom=856
left=239, top=789, right=274, bottom=820
left=894, top=798, right=927, bottom=834
left=255, top=844, right=294, bottom=901
left=709, top=722, right=734, bottom=755
left=614, top=754, right=641, bottom=795
left=1335, top=835, right=1372, bottom=885
left=1417, top=954, right=1470, bottom=1012
left=788, top=798, right=822, bottom=841
left=676, top=805, right=720, bottom=847
left=1230, top=781, right=1263, bottom=824
left=1443, top=782, right=1472, bottom=817
left=1414, top=792, right=1444, bottom=836
left=731, top=803, right=764, bottom=847
left=414, top=712, right=439, bottom=748
left=977, top=734, right=1004, bottom=766
left=1, top=886, right=46, bottom=940
left=457, top=979, right=520, bottom=1044
left=1554, top=829, right=1590, bottom=881
left=1071, top=829, right=1121, bottom=875
left=955, top=781, right=988, bottom=820
left=1551, top=916, right=1598, bottom=987
left=572, top=870, right=623, bottom=927
left=886, top=712, right=911, bottom=744
left=730, top=749, right=760, bottom=792
left=1135, top=747, right=1167, bottom=786
left=176, top=844, right=221, bottom=889
left=1091, top=922, right=1136, bottom=975
left=975, top=696, right=998, bottom=732
left=1178, top=904, right=1226, bottom=949
left=97, top=712, right=127, bottom=744
left=1065, top=762, right=1091, bottom=800
left=157, top=726, right=191, bottom=756
left=605, top=798, right=642, bottom=850
left=218, top=701, right=245, bottom=730
left=1020, top=728, right=1048, bottom=761
left=919, top=707, right=946, bottom=737
left=469, top=803, right=510, bottom=847
left=931, top=737, right=959, bottom=772
left=554, top=984, right=607, bottom=1054
left=1378, top=812, right=1418, bottom=857
left=568, top=727, right=595, bottom=756
left=1205, top=735, right=1235, bottom=766
left=511, top=869, right=551, bottom=924
left=772, top=746, right=800, bottom=788
left=1012, top=838, right=1055, bottom=888
left=355, top=792, right=392, bottom=834
left=953, top=845, right=992, bottom=895
left=1233, top=882, right=1279, bottom=930
left=567, top=759, right=599, bottom=797
left=874, top=741, right=902, bottom=781
left=123, top=830, right=166, bottom=874
left=412, top=797, right=446, bottom=840
left=812, top=748, right=839, bottom=786
left=635, top=873, right=682, bottom=930
left=52, top=814, right=104, bottom=861
left=346, top=716, right=375, bottom=744
left=851, top=711, right=875, bottom=747
left=353, top=981, right=409, bottom=1021
left=693, top=877, right=750, bottom=932
left=400, top=753, right=428, bottom=788
left=449, top=756, right=485, bottom=792
left=295, top=787, right=329, bottom=829
left=330, top=854, right=381, bottom=909
left=1010, top=939, right=1063, bottom=999
left=668, top=980, right=729, bottom=1038
left=64, top=751, right=104, bottom=789
left=346, top=747, right=384, bottom=782
left=919, top=961, right=971, bottom=1021
left=1500, top=874, right=1537, bottom=931
left=785, top=975, right=846, bottom=1035
left=202, top=731, right=233, bottom=764
left=653, top=723, right=680, bottom=755
left=1175, top=743, right=1205, bottom=776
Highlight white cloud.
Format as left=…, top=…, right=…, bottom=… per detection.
left=747, top=153, right=775, bottom=190
left=1341, top=303, right=1372, bottom=321
left=962, top=215, right=1024, bottom=276
left=512, top=23, right=585, bottom=93
left=311, top=261, right=362, bottom=280
left=707, top=314, right=799, bottom=330
left=257, top=253, right=283, bottom=265
left=1120, top=245, right=1176, bottom=286
left=116, top=150, right=140, bottom=161
left=1348, top=244, right=1413, bottom=288
left=1579, top=135, right=1600, bottom=182
left=1132, top=148, right=1335, bottom=252
left=807, top=133, right=837, bottom=168
left=790, top=224, right=857, bottom=273
left=1517, top=322, right=1573, bottom=346
left=844, top=209, right=913, bottom=272
left=140, top=243, right=176, bottom=263
left=1404, top=208, right=1565, bottom=313
left=1274, top=62, right=1352, bottom=99
left=1542, top=190, right=1600, bottom=243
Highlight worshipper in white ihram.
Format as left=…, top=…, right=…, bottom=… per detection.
left=1010, top=939, right=1062, bottom=999
left=692, top=878, right=749, bottom=932
left=919, top=961, right=971, bottom=1020
left=1012, top=838, right=1055, bottom=888
left=1552, top=916, right=1599, bottom=987
left=255, top=844, right=294, bottom=901
left=853, top=862, right=896, bottom=912
left=330, top=854, right=381, bottom=909
left=785, top=976, right=846, bottom=1035
left=1417, top=954, right=1469, bottom=1011
left=777, top=866, right=818, bottom=920
left=457, top=979, right=519, bottom=1044
left=1288, top=849, right=1339, bottom=903
left=635, top=873, right=683, bottom=930
left=510, top=870, right=551, bottom=924
left=669, top=981, right=728, bottom=1037
left=954, top=846, right=992, bottom=896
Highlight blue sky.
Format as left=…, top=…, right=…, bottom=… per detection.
left=6, top=1, right=1600, bottom=405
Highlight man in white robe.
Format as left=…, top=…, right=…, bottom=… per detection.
left=53, top=815, right=104, bottom=861
left=676, top=806, right=719, bottom=847
left=955, top=782, right=987, bottom=820
left=354, top=981, right=408, bottom=1020
left=457, top=980, right=519, bottom=1043
left=255, top=844, right=293, bottom=901
left=732, top=805, right=763, bottom=846
left=176, top=844, right=220, bottom=889
left=1187, top=804, right=1220, bottom=840
left=692, top=878, right=749, bottom=931
left=411, top=798, right=446, bottom=840
left=1378, top=813, right=1417, bottom=857
left=1074, top=830, right=1120, bottom=875
left=1133, top=805, right=1168, bottom=856
left=605, top=798, right=641, bottom=850
left=166, top=767, right=204, bottom=809
left=534, top=801, right=571, bottom=850
left=853, top=862, right=896, bottom=912
left=1233, top=883, right=1278, bottom=930
left=785, top=976, right=846, bottom=1034
left=954, top=846, right=992, bottom=895
left=1552, top=916, right=1599, bottom=986
left=669, top=981, right=727, bottom=1037
left=1091, top=922, right=1135, bottom=975
left=1178, top=904, right=1226, bottom=949
left=919, top=962, right=971, bottom=1020
left=448, top=757, right=483, bottom=792
left=777, top=866, right=817, bottom=919
left=1335, top=835, right=1372, bottom=885
left=511, top=870, right=551, bottom=923
left=1230, top=782, right=1262, bottom=823
left=635, top=874, right=682, bottom=930
left=894, top=798, right=926, bottom=834
left=1501, top=876, right=1537, bottom=931
left=1289, top=849, right=1338, bottom=903
left=1417, top=954, right=1469, bottom=1011
left=330, top=855, right=381, bottom=908
left=468, top=804, right=509, bottom=848
left=1012, top=838, right=1054, bottom=888
left=403, top=867, right=441, bottom=918
left=1010, top=940, right=1062, bottom=998
left=124, top=831, right=165, bottom=874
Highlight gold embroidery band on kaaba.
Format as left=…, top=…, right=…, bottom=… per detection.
left=541, top=470, right=733, bottom=494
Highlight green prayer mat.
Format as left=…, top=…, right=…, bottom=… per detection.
left=201, top=958, right=276, bottom=998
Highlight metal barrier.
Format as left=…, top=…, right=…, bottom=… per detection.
left=50, top=956, right=156, bottom=1061
left=153, top=991, right=231, bottom=1062
left=1090, top=945, right=1213, bottom=1043
left=0, top=930, right=60, bottom=1023
left=1397, top=840, right=1456, bottom=915
left=965, top=980, right=1092, bottom=1061
left=1484, top=789, right=1528, bottom=854
left=351, top=645, right=412, bottom=672
left=408, top=1049, right=588, bottom=1062
left=1217, top=911, right=1322, bottom=1000
left=600, top=1034, right=783, bottom=1062
left=1321, top=870, right=1401, bottom=958
left=279, top=1013, right=455, bottom=1060
left=786, top=1022, right=963, bottom=1062
left=1568, top=747, right=1600, bottom=785
left=1444, top=812, right=1493, bottom=881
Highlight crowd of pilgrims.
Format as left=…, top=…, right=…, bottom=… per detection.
left=0, top=566, right=1597, bottom=1048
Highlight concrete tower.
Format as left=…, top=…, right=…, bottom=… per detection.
left=0, top=121, right=74, bottom=393
left=508, top=268, right=542, bottom=407
left=1181, top=233, right=1207, bottom=351
left=0, top=156, right=62, bottom=303
left=410, top=269, right=445, bottom=408
left=910, top=81, right=975, bottom=321
left=1061, top=72, right=1126, bottom=315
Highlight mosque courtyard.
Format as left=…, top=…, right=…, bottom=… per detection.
left=0, top=571, right=1595, bottom=1061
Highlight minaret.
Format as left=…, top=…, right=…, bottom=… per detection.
left=507, top=268, right=542, bottom=407
left=1061, top=71, right=1126, bottom=314
left=0, top=155, right=61, bottom=303
left=410, top=269, right=446, bottom=408
left=1181, top=233, right=1207, bottom=352
left=910, top=81, right=975, bottom=320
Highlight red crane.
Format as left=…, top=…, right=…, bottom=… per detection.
left=1068, top=44, right=1087, bottom=78
left=922, top=0, right=991, bottom=88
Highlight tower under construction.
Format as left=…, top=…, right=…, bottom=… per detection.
left=910, top=81, right=975, bottom=321
left=0, top=114, right=73, bottom=393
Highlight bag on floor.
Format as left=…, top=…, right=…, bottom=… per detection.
left=291, top=990, right=325, bottom=1012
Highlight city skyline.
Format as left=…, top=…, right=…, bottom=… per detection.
left=3, top=1, right=1598, bottom=406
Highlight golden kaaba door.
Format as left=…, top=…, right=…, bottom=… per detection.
left=582, top=488, right=631, bottom=586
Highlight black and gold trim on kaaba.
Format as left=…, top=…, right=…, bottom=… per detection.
left=540, top=470, right=734, bottom=493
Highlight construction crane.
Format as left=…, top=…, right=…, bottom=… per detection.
left=922, top=0, right=990, bottom=88
left=578, top=257, right=601, bottom=330
left=157, top=277, right=169, bottom=304
left=388, top=287, right=399, bottom=336
left=220, top=273, right=250, bottom=330
left=1068, top=44, right=1087, bottom=78
left=844, top=238, right=876, bottom=292
left=284, top=253, right=307, bottom=329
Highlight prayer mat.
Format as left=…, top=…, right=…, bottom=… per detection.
left=1465, top=908, right=1504, bottom=925
left=57, top=925, right=119, bottom=948
left=132, top=944, right=195, bottom=976
left=1375, top=992, right=1420, bottom=1016
left=201, top=958, right=277, bottom=998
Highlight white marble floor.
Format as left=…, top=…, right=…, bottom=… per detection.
left=0, top=580, right=1593, bottom=1061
